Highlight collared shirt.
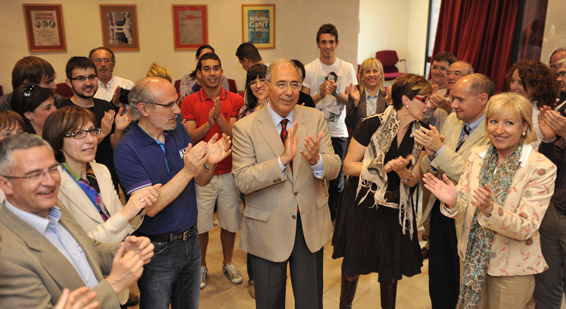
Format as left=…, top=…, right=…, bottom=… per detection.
left=266, top=102, right=324, bottom=178
left=366, top=90, right=380, bottom=116
left=4, top=202, right=98, bottom=288
left=94, top=76, right=135, bottom=102
left=435, top=114, right=485, bottom=157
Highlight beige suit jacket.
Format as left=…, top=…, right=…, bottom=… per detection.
left=58, top=162, right=143, bottom=243
left=420, top=113, right=490, bottom=231
left=232, top=104, right=341, bottom=262
left=0, top=202, right=124, bottom=308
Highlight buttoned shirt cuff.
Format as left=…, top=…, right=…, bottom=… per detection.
left=278, top=157, right=286, bottom=176
left=310, top=154, right=324, bottom=179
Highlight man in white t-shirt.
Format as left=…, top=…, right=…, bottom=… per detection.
left=89, top=47, right=134, bottom=105
left=302, top=23, right=357, bottom=221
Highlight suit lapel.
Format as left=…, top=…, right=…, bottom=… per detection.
left=359, top=94, right=367, bottom=117
left=59, top=171, right=104, bottom=224
left=292, top=106, right=306, bottom=183
left=0, top=203, right=87, bottom=288
left=458, top=119, right=487, bottom=154
left=256, top=106, right=285, bottom=158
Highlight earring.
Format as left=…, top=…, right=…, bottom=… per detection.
left=405, top=105, right=409, bottom=108
left=522, top=131, right=526, bottom=137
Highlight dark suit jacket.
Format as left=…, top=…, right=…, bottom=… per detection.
left=345, top=89, right=386, bottom=129
left=0, top=202, right=124, bottom=308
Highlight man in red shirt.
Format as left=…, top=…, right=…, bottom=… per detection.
left=181, top=53, right=244, bottom=289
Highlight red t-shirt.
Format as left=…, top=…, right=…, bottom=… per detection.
left=181, top=88, right=244, bottom=175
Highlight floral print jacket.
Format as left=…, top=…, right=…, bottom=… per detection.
left=441, top=144, right=557, bottom=276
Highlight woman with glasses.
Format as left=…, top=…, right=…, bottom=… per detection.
left=332, top=74, right=432, bottom=309
left=43, top=106, right=161, bottom=242
left=345, top=57, right=387, bottom=129
left=11, top=83, right=56, bottom=136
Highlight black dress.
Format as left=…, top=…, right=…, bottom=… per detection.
left=332, top=115, right=423, bottom=283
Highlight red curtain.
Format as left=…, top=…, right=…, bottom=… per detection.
left=432, top=0, right=519, bottom=92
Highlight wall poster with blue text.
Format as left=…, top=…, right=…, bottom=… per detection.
left=242, top=4, right=275, bottom=49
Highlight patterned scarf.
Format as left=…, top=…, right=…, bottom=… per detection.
left=356, top=105, right=423, bottom=239
left=62, top=163, right=109, bottom=221
left=458, top=143, right=523, bottom=308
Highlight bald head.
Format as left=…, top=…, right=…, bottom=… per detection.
left=447, top=61, right=473, bottom=91
left=550, top=49, right=566, bottom=72
left=129, top=77, right=177, bottom=121
left=451, top=73, right=490, bottom=123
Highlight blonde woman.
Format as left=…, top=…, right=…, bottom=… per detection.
left=345, top=58, right=387, bottom=129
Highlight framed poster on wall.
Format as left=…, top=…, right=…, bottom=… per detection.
left=23, top=4, right=66, bottom=52
left=242, top=4, right=275, bottom=49
left=100, top=5, right=139, bottom=51
left=173, top=5, right=208, bottom=50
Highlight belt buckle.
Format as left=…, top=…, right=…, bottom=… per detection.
left=182, top=229, right=190, bottom=241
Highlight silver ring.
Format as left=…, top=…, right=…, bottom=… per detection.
left=140, top=198, right=145, bottom=203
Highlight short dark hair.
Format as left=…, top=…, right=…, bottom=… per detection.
left=196, top=53, right=222, bottom=72
left=467, top=73, right=495, bottom=98
left=235, top=43, right=262, bottom=62
left=88, top=47, right=116, bottom=62
left=196, top=44, right=215, bottom=58
left=316, top=24, right=338, bottom=43
left=65, top=57, right=97, bottom=79
left=291, top=59, right=306, bottom=80
left=432, top=52, right=457, bottom=65
left=391, top=74, right=432, bottom=110
left=42, top=106, right=97, bottom=163
left=10, top=83, right=54, bottom=134
left=11, top=56, right=56, bottom=89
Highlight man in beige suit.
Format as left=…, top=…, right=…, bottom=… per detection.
left=414, top=73, right=494, bottom=308
left=232, top=58, right=341, bottom=308
left=0, top=134, right=153, bottom=308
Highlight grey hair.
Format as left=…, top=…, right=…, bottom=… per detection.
left=266, top=58, right=300, bottom=82
left=128, top=77, right=160, bottom=121
left=0, top=134, right=52, bottom=175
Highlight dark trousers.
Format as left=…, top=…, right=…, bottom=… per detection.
left=329, top=137, right=347, bottom=221
left=428, top=200, right=460, bottom=308
left=250, top=215, right=324, bottom=309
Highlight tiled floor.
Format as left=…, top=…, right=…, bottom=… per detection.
left=197, top=226, right=432, bottom=309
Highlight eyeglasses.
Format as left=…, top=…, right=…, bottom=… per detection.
left=64, top=127, right=102, bottom=139
left=447, top=70, right=464, bottom=77
left=150, top=99, right=179, bottom=110
left=431, top=65, right=448, bottom=72
left=249, top=78, right=267, bottom=87
left=273, top=81, right=302, bottom=91
left=413, top=95, right=429, bottom=103
left=1, top=164, right=59, bottom=182
left=70, top=75, right=98, bottom=82
left=93, top=58, right=113, bottom=63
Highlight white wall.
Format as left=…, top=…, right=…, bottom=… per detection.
left=0, top=0, right=360, bottom=93
left=357, top=0, right=429, bottom=75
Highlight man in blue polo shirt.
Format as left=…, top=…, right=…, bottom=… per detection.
left=114, top=77, right=231, bottom=308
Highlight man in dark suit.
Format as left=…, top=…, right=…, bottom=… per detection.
left=232, top=58, right=341, bottom=308
left=0, top=133, right=153, bottom=308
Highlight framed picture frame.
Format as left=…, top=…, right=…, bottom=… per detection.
left=173, top=5, right=208, bottom=50
left=23, top=4, right=67, bottom=52
left=242, top=4, right=275, bottom=49
left=99, top=5, right=139, bottom=51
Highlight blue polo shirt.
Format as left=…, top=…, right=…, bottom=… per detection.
left=114, top=122, right=197, bottom=235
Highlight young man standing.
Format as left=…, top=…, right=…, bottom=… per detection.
left=302, top=23, right=357, bottom=221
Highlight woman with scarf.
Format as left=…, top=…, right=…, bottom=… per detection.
left=332, top=74, right=432, bottom=309
left=42, top=106, right=161, bottom=243
left=423, top=93, right=556, bottom=308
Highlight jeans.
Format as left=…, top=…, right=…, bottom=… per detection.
left=138, top=234, right=201, bottom=309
